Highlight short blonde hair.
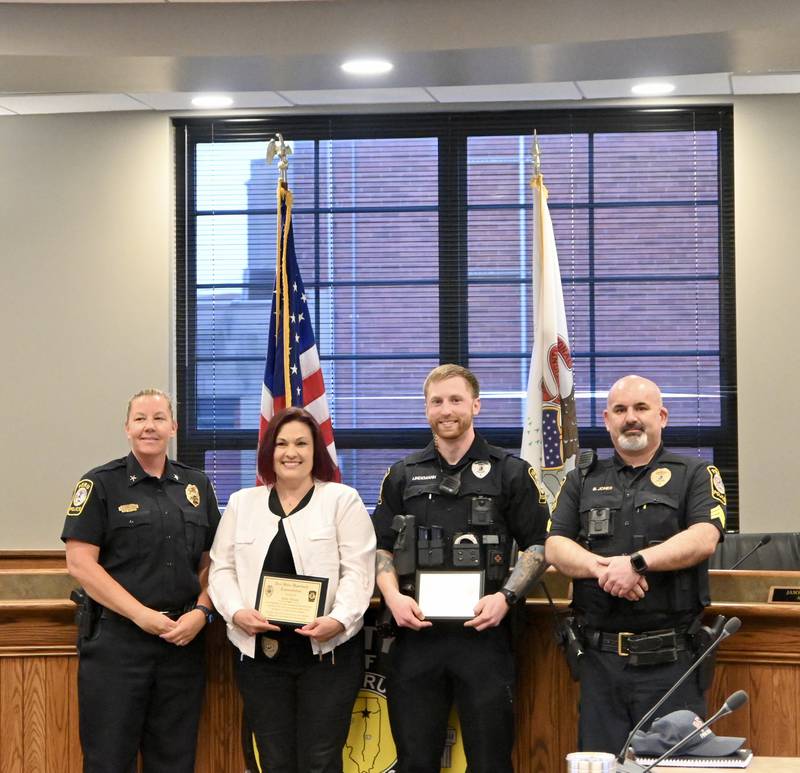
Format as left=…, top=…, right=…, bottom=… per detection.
left=126, top=388, right=175, bottom=421
left=423, top=364, right=480, bottom=399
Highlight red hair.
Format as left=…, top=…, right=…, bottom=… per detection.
left=257, top=407, right=337, bottom=486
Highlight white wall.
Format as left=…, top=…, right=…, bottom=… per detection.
left=734, top=96, right=800, bottom=533
left=1, top=97, right=797, bottom=547
left=0, top=112, right=172, bottom=548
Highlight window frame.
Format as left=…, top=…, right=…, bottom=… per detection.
left=174, top=106, right=737, bottom=524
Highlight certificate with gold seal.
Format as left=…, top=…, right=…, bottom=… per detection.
left=255, top=572, right=328, bottom=627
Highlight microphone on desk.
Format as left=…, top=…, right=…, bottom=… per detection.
left=639, top=690, right=749, bottom=772
left=616, top=616, right=741, bottom=769
left=729, top=535, right=772, bottom=569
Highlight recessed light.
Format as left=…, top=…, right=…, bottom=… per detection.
left=191, top=94, right=234, bottom=109
left=631, top=82, right=676, bottom=97
left=341, top=58, right=393, bottom=76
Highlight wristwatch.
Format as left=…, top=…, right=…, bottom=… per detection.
left=630, top=552, right=649, bottom=575
left=499, top=587, right=518, bottom=607
left=194, top=604, right=215, bottom=624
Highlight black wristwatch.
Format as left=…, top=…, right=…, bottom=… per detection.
left=499, top=588, right=518, bottom=607
left=194, top=604, right=214, bottom=624
left=630, top=552, right=649, bottom=575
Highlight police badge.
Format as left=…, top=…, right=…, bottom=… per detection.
left=185, top=483, right=200, bottom=508
left=650, top=468, right=672, bottom=488
left=471, top=461, right=491, bottom=479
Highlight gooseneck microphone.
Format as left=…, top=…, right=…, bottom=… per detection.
left=616, top=616, right=741, bottom=766
left=639, top=690, right=749, bottom=772
left=729, top=535, right=772, bottom=570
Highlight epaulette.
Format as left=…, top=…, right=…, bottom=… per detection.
left=577, top=449, right=597, bottom=483
left=88, top=457, right=127, bottom=475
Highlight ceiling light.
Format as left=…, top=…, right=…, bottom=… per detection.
left=191, top=94, right=234, bottom=109
left=630, top=81, right=676, bottom=97
left=341, top=58, right=393, bottom=76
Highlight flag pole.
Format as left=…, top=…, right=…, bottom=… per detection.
left=267, top=135, right=295, bottom=404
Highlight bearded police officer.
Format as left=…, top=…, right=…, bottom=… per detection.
left=546, top=375, right=726, bottom=755
left=61, top=389, right=221, bottom=772
left=373, top=364, right=549, bottom=773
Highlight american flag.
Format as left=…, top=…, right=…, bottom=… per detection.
left=259, top=181, right=339, bottom=477
left=521, top=161, right=578, bottom=510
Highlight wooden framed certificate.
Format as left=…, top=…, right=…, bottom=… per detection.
left=415, top=570, right=484, bottom=621
left=255, top=572, right=328, bottom=627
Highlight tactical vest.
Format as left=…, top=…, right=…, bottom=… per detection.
left=397, top=447, right=512, bottom=592
left=572, top=452, right=710, bottom=631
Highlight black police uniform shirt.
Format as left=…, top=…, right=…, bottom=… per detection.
left=373, top=433, right=548, bottom=593
left=61, top=452, right=221, bottom=611
left=549, top=445, right=726, bottom=632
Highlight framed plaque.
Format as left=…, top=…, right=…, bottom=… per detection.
left=255, top=572, right=328, bottom=627
left=415, top=570, right=484, bottom=621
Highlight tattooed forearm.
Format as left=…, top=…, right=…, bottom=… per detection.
left=376, top=549, right=397, bottom=576
left=503, top=544, right=548, bottom=597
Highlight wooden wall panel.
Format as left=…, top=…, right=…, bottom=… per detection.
left=22, top=658, right=47, bottom=773
left=0, top=658, right=25, bottom=772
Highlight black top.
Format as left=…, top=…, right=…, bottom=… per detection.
left=550, top=445, right=726, bottom=631
left=61, top=452, right=221, bottom=610
left=257, top=485, right=315, bottom=657
left=373, top=433, right=548, bottom=557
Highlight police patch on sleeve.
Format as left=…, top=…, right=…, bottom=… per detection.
left=707, top=465, right=727, bottom=506
left=67, top=479, right=93, bottom=516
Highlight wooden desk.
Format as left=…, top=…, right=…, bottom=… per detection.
left=662, top=758, right=799, bottom=772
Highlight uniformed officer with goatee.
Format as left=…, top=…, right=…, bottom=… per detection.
left=546, top=375, right=726, bottom=755
left=373, top=364, right=549, bottom=773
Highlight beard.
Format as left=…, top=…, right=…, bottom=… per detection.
left=429, top=414, right=472, bottom=440
left=617, top=429, right=648, bottom=451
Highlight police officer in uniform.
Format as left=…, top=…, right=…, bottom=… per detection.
left=61, top=388, right=221, bottom=772
left=546, top=375, right=726, bottom=755
left=373, top=365, right=549, bottom=773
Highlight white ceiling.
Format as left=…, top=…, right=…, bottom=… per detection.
left=2, top=0, right=800, bottom=116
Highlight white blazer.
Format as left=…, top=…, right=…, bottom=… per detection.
left=208, top=481, right=376, bottom=658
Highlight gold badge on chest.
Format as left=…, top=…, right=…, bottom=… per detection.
left=185, top=483, right=200, bottom=508
left=650, top=468, right=672, bottom=488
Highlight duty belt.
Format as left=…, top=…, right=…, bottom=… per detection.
left=583, top=628, right=692, bottom=666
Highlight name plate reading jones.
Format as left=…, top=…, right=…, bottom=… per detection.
left=255, top=572, right=328, bottom=627
left=768, top=586, right=800, bottom=603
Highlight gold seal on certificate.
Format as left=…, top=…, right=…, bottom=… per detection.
left=255, top=572, right=328, bottom=627
left=415, top=570, right=484, bottom=621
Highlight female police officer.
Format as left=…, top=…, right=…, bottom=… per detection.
left=61, top=388, right=221, bottom=772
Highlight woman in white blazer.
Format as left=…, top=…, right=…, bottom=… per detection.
left=209, top=407, right=375, bottom=773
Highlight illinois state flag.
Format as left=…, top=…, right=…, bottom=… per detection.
left=521, top=170, right=578, bottom=509
left=259, top=180, right=339, bottom=478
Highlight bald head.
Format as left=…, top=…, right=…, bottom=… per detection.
left=607, top=375, right=663, bottom=410
left=604, top=375, right=668, bottom=464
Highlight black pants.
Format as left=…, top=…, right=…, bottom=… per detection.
left=387, top=625, right=515, bottom=773
left=237, top=630, right=364, bottom=773
left=77, top=616, right=206, bottom=773
left=578, top=647, right=706, bottom=755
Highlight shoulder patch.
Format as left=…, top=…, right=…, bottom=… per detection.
left=67, top=479, right=94, bottom=516
left=707, top=465, right=727, bottom=506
